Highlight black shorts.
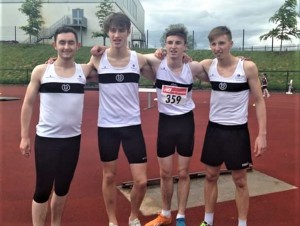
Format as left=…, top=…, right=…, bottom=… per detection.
left=98, top=125, right=147, bottom=164
left=201, top=121, right=252, bottom=170
left=34, top=135, right=81, bottom=203
left=157, top=111, right=195, bottom=158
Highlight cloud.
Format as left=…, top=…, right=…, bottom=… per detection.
left=139, top=0, right=300, bottom=49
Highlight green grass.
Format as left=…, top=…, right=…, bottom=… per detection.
left=0, top=43, right=299, bottom=91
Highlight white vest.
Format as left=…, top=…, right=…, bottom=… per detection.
left=97, top=50, right=141, bottom=127
left=155, top=59, right=194, bottom=115
left=208, top=58, right=249, bottom=125
left=36, top=63, right=86, bottom=137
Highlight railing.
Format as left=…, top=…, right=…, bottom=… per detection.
left=23, top=16, right=87, bottom=44
left=1, top=69, right=299, bottom=93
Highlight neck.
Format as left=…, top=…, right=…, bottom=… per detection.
left=54, top=57, right=75, bottom=68
left=217, top=54, right=236, bottom=67
left=108, top=47, right=129, bottom=59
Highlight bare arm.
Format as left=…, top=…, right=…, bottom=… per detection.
left=245, top=61, right=267, bottom=157
left=189, top=61, right=209, bottom=82
left=20, top=65, right=44, bottom=157
left=138, top=53, right=156, bottom=81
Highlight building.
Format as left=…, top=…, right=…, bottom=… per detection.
left=0, top=0, right=146, bottom=47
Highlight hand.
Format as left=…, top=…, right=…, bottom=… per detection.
left=253, top=135, right=267, bottom=157
left=154, top=48, right=167, bottom=60
left=20, top=138, right=31, bottom=158
left=182, top=52, right=192, bottom=63
left=238, top=56, right=251, bottom=61
left=45, top=57, right=57, bottom=64
left=90, top=45, right=106, bottom=56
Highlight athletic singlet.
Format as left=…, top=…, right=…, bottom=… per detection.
left=155, top=59, right=194, bottom=115
left=36, top=63, right=86, bottom=138
left=97, top=50, right=141, bottom=127
left=208, top=58, right=249, bottom=125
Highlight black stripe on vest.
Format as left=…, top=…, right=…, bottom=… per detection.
left=39, top=82, right=85, bottom=93
left=98, top=72, right=140, bottom=84
left=155, top=79, right=193, bottom=92
left=210, top=81, right=249, bottom=92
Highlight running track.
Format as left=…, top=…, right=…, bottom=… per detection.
left=0, top=85, right=299, bottom=226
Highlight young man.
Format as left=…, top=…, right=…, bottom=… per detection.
left=199, top=26, right=267, bottom=226
left=88, top=12, right=155, bottom=226
left=144, top=27, right=208, bottom=226
left=20, top=26, right=94, bottom=226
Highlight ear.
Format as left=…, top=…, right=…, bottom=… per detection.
left=52, top=42, right=56, bottom=49
left=77, top=42, right=82, bottom=48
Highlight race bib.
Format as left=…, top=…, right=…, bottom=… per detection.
left=161, top=85, right=188, bottom=105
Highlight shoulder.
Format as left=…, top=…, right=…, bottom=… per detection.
left=32, top=64, right=48, bottom=77
left=199, top=59, right=213, bottom=73
left=243, top=60, right=258, bottom=76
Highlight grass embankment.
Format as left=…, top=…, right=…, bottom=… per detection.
left=0, top=43, right=299, bottom=91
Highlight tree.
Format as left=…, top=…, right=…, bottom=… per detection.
left=19, top=0, right=44, bottom=43
left=160, top=24, right=196, bottom=49
left=92, top=0, right=114, bottom=45
left=259, top=0, right=300, bottom=51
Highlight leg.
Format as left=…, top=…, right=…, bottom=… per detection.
left=50, top=193, right=68, bottom=226
left=232, top=169, right=249, bottom=221
left=158, top=155, right=174, bottom=211
left=102, top=160, right=118, bottom=225
left=129, top=162, right=148, bottom=221
left=176, top=155, right=191, bottom=215
left=32, top=200, right=48, bottom=226
left=203, top=164, right=221, bottom=224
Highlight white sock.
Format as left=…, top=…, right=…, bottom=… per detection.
left=238, top=219, right=247, bottom=226
left=176, top=214, right=185, bottom=219
left=161, top=209, right=171, bottom=217
left=204, top=212, right=214, bottom=225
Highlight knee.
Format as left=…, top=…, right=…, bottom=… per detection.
left=103, top=171, right=117, bottom=184
left=177, top=168, right=189, bottom=181
left=160, top=168, right=172, bottom=181
left=234, top=177, right=247, bottom=189
left=205, top=172, right=219, bottom=183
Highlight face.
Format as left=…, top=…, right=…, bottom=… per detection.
left=108, top=26, right=130, bottom=49
left=209, top=34, right=233, bottom=59
left=165, top=35, right=186, bottom=59
left=53, top=32, right=79, bottom=60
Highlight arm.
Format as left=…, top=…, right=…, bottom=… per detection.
left=189, top=61, right=209, bottom=82
left=245, top=61, right=267, bottom=157
left=20, top=65, right=44, bottom=157
left=138, top=53, right=156, bottom=81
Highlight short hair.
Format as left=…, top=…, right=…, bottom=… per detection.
left=165, top=27, right=188, bottom=44
left=103, top=12, right=131, bottom=33
left=54, top=26, right=78, bottom=43
left=208, top=26, right=232, bottom=42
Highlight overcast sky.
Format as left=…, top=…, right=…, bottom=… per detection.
left=139, top=0, right=300, bottom=49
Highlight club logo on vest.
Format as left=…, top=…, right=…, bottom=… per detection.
left=115, top=74, right=124, bottom=82
left=61, top=84, right=71, bottom=92
left=219, top=82, right=227, bottom=90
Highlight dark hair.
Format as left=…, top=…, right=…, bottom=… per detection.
left=103, top=12, right=131, bottom=33
left=165, top=27, right=188, bottom=44
left=54, top=26, right=78, bottom=43
left=208, top=26, right=232, bottom=42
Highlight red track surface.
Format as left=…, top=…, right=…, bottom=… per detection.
left=0, top=85, right=299, bottom=226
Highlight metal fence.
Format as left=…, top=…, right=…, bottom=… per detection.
left=0, top=68, right=299, bottom=93
left=1, top=26, right=299, bottom=51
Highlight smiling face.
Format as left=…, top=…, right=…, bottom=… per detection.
left=53, top=32, right=79, bottom=60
